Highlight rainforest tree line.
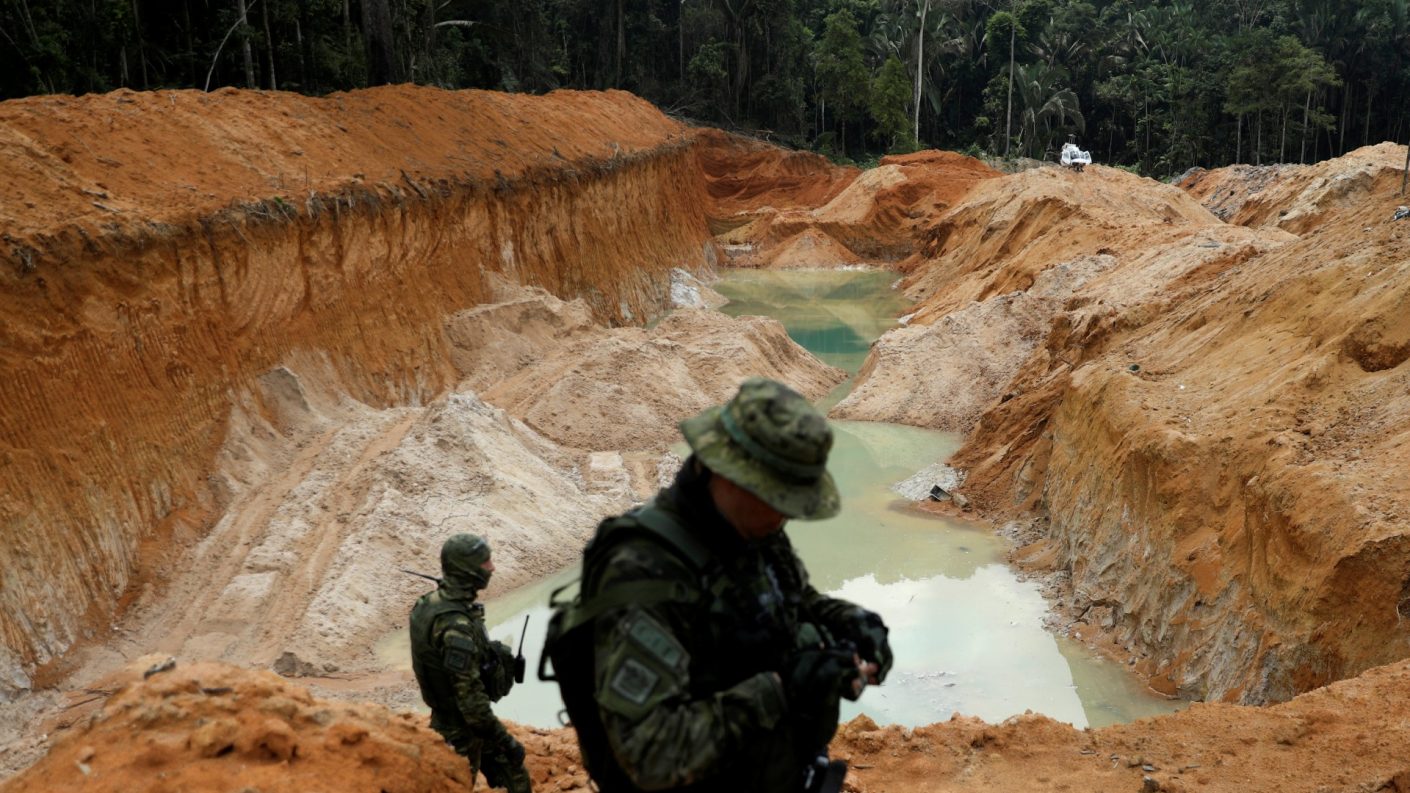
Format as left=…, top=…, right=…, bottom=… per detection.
left=2, top=0, right=1407, bottom=175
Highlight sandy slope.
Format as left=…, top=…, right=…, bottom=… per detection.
left=0, top=87, right=715, bottom=695
left=483, top=308, right=846, bottom=451
left=849, top=150, right=1410, bottom=703
left=0, top=283, right=843, bottom=776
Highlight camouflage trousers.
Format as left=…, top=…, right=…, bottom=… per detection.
left=444, top=729, right=533, bottom=793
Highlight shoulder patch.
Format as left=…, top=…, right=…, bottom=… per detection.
left=625, top=613, right=686, bottom=671
left=609, top=658, right=660, bottom=706
left=443, top=631, right=476, bottom=673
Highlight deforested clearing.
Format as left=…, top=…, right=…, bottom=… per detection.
left=3, top=78, right=1410, bottom=793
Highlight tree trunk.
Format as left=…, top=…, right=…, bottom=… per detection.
left=1365, top=87, right=1373, bottom=146
left=237, top=0, right=256, bottom=88
left=419, top=0, right=436, bottom=83
left=183, top=0, right=195, bottom=85
left=1004, top=25, right=1014, bottom=158
left=342, top=0, right=352, bottom=60
left=1300, top=89, right=1311, bottom=163
left=295, top=5, right=309, bottom=90
left=1402, top=137, right=1408, bottom=195
left=1256, top=111, right=1262, bottom=166
left=361, top=0, right=401, bottom=85
left=262, top=0, right=277, bottom=90
left=1236, top=113, right=1242, bottom=164
left=1144, top=93, right=1150, bottom=165
left=131, top=0, right=148, bottom=88
left=1280, top=103, right=1287, bottom=163
left=616, top=0, right=625, bottom=87
left=913, top=0, right=929, bottom=144
left=1339, top=83, right=1349, bottom=155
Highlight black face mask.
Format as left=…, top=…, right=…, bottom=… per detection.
left=442, top=562, right=492, bottom=598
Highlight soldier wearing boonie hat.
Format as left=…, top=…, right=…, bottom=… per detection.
left=542, top=377, right=893, bottom=793
left=677, top=377, right=842, bottom=522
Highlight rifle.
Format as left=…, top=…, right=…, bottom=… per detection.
left=513, top=614, right=529, bottom=684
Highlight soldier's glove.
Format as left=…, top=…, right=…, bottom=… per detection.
left=501, top=736, right=526, bottom=766
left=840, top=609, right=892, bottom=684
left=782, top=647, right=859, bottom=754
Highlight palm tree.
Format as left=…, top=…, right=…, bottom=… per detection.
left=872, top=0, right=962, bottom=147
left=1013, top=61, right=1084, bottom=159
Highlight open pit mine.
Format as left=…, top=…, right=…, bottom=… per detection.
left=2, top=86, right=1409, bottom=793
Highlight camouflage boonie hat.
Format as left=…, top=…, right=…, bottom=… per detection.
left=679, top=377, right=840, bottom=520
left=442, top=533, right=492, bottom=590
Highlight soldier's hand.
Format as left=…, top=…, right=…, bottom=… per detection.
left=845, top=609, right=892, bottom=684
left=781, top=647, right=855, bottom=757
left=502, top=736, right=527, bottom=766
left=782, top=646, right=860, bottom=709
left=853, top=657, right=879, bottom=698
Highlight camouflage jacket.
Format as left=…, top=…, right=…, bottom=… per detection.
left=409, top=589, right=516, bottom=751
left=588, top=461, right=865, bottom=792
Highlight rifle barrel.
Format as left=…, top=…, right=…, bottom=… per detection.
left=400, top=568, right=442, bottom=584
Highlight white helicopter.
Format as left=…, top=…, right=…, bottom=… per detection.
left=1060, top=137, right=1093, bottom=172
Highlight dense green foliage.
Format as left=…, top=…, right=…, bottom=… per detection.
left=2, top=0, right=1406, bottom=174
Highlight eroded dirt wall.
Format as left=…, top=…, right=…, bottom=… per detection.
left=0, top=87, right=713, bottom=696
left=939, top=153, right=1410, bottom=702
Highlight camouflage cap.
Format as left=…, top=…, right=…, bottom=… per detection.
left=441, top=533, right=492, bottom=592
left=679, top=377, right=840, bottom=520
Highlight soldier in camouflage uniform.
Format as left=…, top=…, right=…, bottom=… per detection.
left=554, top=377, right=894, bottom=793
left=410, top=534, right=532, bottom=793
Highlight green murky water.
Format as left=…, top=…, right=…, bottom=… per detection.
left=711, top=268, right=909, bottom=378
left=377, top=267, right=1183, bottom=730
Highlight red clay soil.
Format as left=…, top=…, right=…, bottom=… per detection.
left=0, top=86, right=716, bottom=698
left=9, top=660, right=1410, bottom=793
left=693, top=128, right=859, bottom=218
left=711, top=146, right=1000, bottom=266
left=0, top=86, right=687, bottom=240
left=880, top=152, right=1410, bottom=704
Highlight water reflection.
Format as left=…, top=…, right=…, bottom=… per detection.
left=712, top=268, right=907, bottom=375
left=832, top=571, right=1086, bottom=727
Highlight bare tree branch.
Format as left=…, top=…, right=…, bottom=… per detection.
left=205, top=0, right=262, bottom=92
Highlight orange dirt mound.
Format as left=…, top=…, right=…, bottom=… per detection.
left=898, top=163, right=1223, bottom=323
left=828, top=658, right=1410, bottom=793
left=693, top=128, right=858, bottom=218
left=1177, top=143, right=1406, bottom=233
left=14, top=657, right=1410, bottom=793
left=714, top=148, right=999, bottom=267
left=0, top=86, right=714, bottom=697
left=0, top=661, right=588, bottom=793
left=870, top=148, right=1410, bottom=702
left=0, top=85, right=686, bottom=241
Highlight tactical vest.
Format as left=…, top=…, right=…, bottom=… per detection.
left=542, top=501, right=806, bottom=792
left=410, top=592, right=513, bottom=715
